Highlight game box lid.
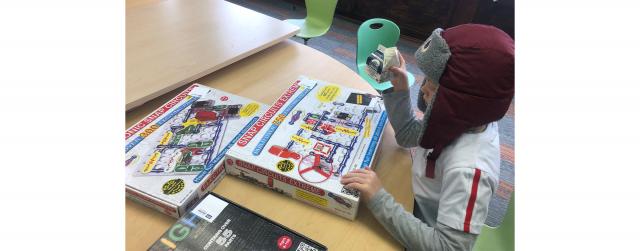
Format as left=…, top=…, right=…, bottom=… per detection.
left=125, top=84, right=267, bottom=216
left=227, top=76, right=387, bottom=202
left=148, top=193, right=327, bottom=251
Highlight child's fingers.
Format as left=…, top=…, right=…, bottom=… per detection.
left=399, top=53, right=406, bottom=67
left=340, top=176, right=367, bottom=185
left=345, top=182, right=367, bottom=192
left=350, top=172, right=371, bottom=180
left=390, top=67, right=408, bottom=81
left=360, top=167, right=376, bottom=176
left=351, top=168, right=369, bottom=174
left=389, top=66, right=403, bottom=74
left=345, top=170, right=369, bottom=178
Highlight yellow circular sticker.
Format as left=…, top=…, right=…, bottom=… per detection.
left=316, top=85, right=341, bottom=103
left=239, top=102, right=260, bottom=117
left=276, top=159, right=295, bottom=172
left=162, top=179, right=185, bottom=195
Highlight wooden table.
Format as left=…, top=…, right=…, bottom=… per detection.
left=126, top=0, right=300, bottom=110
left=126, top=40, right=414, bottom=250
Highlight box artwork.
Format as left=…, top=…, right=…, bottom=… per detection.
left=225, top=76, right=387, bottom=220
left=125, top=84, right=266, bottom=217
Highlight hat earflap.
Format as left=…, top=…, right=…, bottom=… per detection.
left=415, top=28, right=451, bottom=86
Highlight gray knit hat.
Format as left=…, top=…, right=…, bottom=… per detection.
left=415, top=28, right=451, bottom=85
left=415, top=28, right=451, bottom=111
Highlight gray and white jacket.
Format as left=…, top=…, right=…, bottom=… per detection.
left=369, top=90, right=500, bottom=251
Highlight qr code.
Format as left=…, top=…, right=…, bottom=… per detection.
left=341, top=186, right=360, bottom=198
left=296, top=242, right=319, bottom=251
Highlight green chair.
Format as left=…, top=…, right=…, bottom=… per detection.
left=285, top=0, right=338, bottom=45
left=472, top=193, right=515, bottom=251
left=357, top=18, right=415, bottom=91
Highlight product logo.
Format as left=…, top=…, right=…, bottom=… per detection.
left=235, top=159, right=325, bottom=196
left=226, top=159, right=234, bottom=166
left=276, top=159, right=295, bottom=172
left=277, top=235, right=293, bottom=250
left=273, top=114, right=286, bottom=125
left=237, top=82, right=300, bottom=147
left=139, top=124, right=160, bottom=138
left=159, top=213, right=200, bottom=249
left=162, top=179, right=185, bottom=195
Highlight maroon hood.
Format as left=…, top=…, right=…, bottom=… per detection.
left=419, top=24, right=514, bottom=168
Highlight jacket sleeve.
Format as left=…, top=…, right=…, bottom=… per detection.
left=437, top=167, right=495, bottom=235
left=382, top=90, right=424, bottom=148
left=367, top=189, right=478, bottom=251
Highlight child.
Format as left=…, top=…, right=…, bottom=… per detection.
left=341, top=24, right=514, bottom=250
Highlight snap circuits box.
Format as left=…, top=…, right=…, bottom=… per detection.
left=225, top=76, right=388, bottom=220
left=148, top=193, right=327, bottom=251
left=125, top=84, right=267, bottom=218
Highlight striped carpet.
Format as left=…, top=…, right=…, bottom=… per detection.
left=228, top=0, right=514, bottom=227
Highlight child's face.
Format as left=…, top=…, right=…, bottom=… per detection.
left=421, top=79, right=438, bottom=105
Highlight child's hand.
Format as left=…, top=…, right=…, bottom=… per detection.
left=340, top=168, right=382, bottom=202
left=389, top=53, right=409, bottom=91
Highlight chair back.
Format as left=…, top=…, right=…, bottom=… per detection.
left=356, top=18, right=401, bottom=90
left=306, top=0, right=338, bottom=28
left=356, top=18, right=400, bottom=66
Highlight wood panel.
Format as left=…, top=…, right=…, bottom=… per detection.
left=126, top=0, right=300, bottom=110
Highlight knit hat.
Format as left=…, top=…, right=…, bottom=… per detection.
left=415, top=28, right=450, bottom=111
left=414, top=24, right=514, bottom=178
left=416, top=28, right=451, bottom=81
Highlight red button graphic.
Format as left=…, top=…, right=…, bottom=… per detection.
left=277, top=235, right=292, bottom=250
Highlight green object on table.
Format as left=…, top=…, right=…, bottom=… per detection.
left=356, top=18, right=415, bottom=91
left=473, top=193, right=515, bottom=251
left=285, top=0, right=338, bottom=45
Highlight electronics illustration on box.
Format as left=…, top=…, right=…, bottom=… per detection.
left=125, top=84, right=266, bottom=217
left=225, top=76, right=388, bottom=220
